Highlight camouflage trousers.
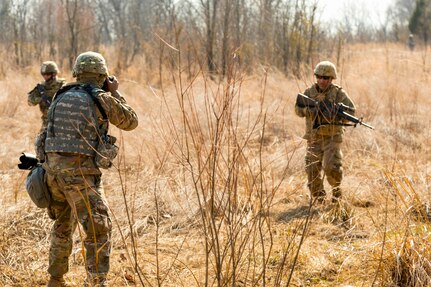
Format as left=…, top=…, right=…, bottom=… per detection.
left=44, top=153, right=111, bottom=280
left=305, top=135, right=343, bottom=198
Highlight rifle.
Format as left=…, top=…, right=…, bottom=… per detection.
left=36, top=84, right=52, bottom=107
left=296, top=93, right=374, bottom=130
left=18, top=152, right=39, bottom=170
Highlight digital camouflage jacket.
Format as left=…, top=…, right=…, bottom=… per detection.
left=295, top=83, right=356, bottom=140
left=28, top=78, right=66, bottom=125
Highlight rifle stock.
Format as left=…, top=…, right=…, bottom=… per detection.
left=296, top=93, right=318, bottom=108
left=296, top=93, right=374, bottom=130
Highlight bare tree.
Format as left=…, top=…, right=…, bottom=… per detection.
left=389, top=0, right=416, bottom=41
left=200, top=0, right=220, bottom=74
left=10, top=0, right=31, bottom=66
left=257, top=0, right=283, bottom=64
left=409, top=0, right=431, bottom=45
left=0, top=0, right=409, bottom=76
left=61, top=0, right=80, bottom=68
left=306, top=2, right=318, bottom=64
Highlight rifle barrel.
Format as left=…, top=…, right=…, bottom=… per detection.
left=360, top=122, right=374, bottom=130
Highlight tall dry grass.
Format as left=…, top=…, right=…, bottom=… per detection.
left=0, top=42, right=430, bottom=286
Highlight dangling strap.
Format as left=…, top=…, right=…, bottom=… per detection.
left=80, top=84, right=111, bottom=143
left=81, top=84, right=108, bottom=120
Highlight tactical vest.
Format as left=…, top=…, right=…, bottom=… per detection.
left=39, top=78, right=66, bottom=116
left=45, top=84, right=105, bottom=156
left=303, top=84, right=345, bottom=139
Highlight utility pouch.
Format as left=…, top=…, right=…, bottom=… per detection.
left=81, top=84, right=119, bottom=169
left=316, top=125, right=343, bottom=137
left=95, top=135, right=118, bottom=169
left=25, top=165, right=52, bottom=208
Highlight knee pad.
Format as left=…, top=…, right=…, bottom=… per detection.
left=326, top=164, right=343, bottom=186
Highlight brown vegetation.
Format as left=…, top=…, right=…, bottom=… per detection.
left=1, top=43, right=430, bottom=286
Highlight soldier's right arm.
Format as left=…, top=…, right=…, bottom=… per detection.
left=97, top=91, right=139, bottom=131
left=295, top=104, right=307, bottom=117
left=27, top=85, right=42, bottom=106
left=295, top=89, right=311, bottom=118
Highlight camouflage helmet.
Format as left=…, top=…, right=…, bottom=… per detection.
left=72, top=51, right=108, bottom=77
left=314, top=61, right=337, bottom=79
left=40, top=61, right=59, bottom=75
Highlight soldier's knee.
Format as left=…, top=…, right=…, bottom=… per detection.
left=305, top=154, right=320, bottom=165
left=326, top=164, right=343, bottom=185
left=305, top=158, right=321, bottom=173
left=82, top=202, right=112, bottom=238
left=85, top=214, right=111, bottom=240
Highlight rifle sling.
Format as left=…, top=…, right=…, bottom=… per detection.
left=314, top=122, right=357, bottom=128
left=81, top=85, right=108, bottom=120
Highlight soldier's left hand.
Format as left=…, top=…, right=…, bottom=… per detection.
left=105, top=76, right=119, bottom=92
left=319, top=101, right=337, bottom=117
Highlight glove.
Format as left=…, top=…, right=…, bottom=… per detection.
left=318, top=101, right=337, bottom=119
left=306, top=106, right=318, bottom=116
left=41, top=94, right=52, bottom=106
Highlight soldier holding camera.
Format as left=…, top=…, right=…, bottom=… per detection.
left=40, top=51, right=138, bottom=287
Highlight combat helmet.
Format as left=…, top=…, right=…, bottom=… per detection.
left=314, top=61, right=337, bottom=79
left=40, top=61, right=59, bottom=75
left=72, top=51, right=108, bottom=77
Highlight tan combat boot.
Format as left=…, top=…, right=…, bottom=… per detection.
left=312, top=189, right=326, bottom=204
left=332, top=187, right=342, bottom=202
left=84, top=277, right=107, bottom=287
left=47, top=276, right=69, bottom=287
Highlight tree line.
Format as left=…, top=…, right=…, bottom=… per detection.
left=0, top=0, right=420, bottom=77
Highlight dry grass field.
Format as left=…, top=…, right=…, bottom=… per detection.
left=0, top=43, right=430, bottom=286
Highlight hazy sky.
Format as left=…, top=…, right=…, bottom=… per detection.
left=317, top=0, right=394, bottom=25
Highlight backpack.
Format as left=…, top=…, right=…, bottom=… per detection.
left=18, top=153, right=51, bottom=208
left=25, top=164, right=51, bottom=208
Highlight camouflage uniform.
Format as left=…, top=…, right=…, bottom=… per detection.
left=407, top=34, right=415, bottom=51
left=295, top=61, right=355, bottom=201
left=28, top=61, right=66, bottom=129
left=42, top=52, right=138, bottom=286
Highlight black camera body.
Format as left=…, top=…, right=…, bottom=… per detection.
left=18, top=152, right=39, bottom=170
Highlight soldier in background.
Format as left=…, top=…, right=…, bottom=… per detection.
left=407, top=34, right=415, bottom=51
left=42, top=51, right=138, bottom=287
left=295, top=61, right=356, bottom=204
left=28, top=61, right=66, bottom=130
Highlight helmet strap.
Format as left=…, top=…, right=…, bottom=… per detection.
left=44, top=74, right=55, bottom=83
left=77, top=73, right=106, bottom=88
